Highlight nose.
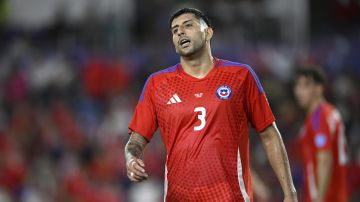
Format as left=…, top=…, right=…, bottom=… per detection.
left=177, top=26, right=185, bottom=36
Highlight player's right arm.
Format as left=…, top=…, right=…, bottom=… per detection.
left=126, top=74, right=158, bottom=182
left=125, top=132, right=149, bottom=182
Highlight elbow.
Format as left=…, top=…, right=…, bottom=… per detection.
left=259, top=126, right=279, bottom=144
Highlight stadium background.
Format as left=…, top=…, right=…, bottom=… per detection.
left=0, top=0, right=359, bottom=201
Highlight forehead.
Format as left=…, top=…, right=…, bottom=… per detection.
left=171, top=13, right=199, bottom=27
left=296, top=76, right=315, bottom=85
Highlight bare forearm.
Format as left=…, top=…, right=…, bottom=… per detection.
left=125, top=132, right=149, bottom=182
left=260, top=123, right=297, bottom=198
left=125, top=132, right=148, bottom=161
left=316, top=152, right=332, bottom=202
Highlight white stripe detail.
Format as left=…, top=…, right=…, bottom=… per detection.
left=173, top=94, right=182, bottom=102
left=167, top=94, right=182, bottom=105
left=237, top=148, right=250, bottom=202
left=307, top=163, right=317, bottom=201
left=164, top=159, right=168, bottom=202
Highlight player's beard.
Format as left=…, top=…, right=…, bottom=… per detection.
left=176, top=38, right=206, bottom=57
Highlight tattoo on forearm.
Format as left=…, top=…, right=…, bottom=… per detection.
left=125, top=132, right=148, bottom=161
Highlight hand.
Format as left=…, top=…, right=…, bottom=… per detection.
left=126, top=158, right=148, bottom=182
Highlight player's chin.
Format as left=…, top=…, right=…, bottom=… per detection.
left=298, top=100, right=308, bottom=109
left=178, top=49, right=194, bottom=57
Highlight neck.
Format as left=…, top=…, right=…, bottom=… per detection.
left=306, top=96, right=324, bottom=115
left=180, top=46, right=214, bottom=79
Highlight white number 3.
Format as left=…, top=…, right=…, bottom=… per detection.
left=194, top=107, right=206, bottom=131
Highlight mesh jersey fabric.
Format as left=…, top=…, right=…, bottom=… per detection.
left=129, top=58, right=275, bottom=202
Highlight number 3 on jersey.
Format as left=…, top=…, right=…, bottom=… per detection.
left=194, top=107, right=206, bottom=131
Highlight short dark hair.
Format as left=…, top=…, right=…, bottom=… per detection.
left=169, top=8, right=212, bottom=29
left=295, top=67, right=326, bottom=85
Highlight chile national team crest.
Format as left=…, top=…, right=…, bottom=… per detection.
left=216, top=85, right=232, bottom=100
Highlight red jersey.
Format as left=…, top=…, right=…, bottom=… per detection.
left=299, top=102, right=348, bottom=202
left=129, top=58, right=275, bottom=202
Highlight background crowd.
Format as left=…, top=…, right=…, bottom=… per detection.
left=0, top=0, right=359, bottom=201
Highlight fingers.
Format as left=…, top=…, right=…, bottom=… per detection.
left=127, top=158, right=148, bottom=182
left=128, top=171, right=145, bottom=182
left=134, top=159, right=145, bottom=170
left=128, top=166, right=148, bottom=182
left=136, top=159, right=145, bottom=167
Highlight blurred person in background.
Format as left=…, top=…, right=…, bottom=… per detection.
left=294, top=68, right=348, bottom=202
left=125, top=7, right=297, bottom=202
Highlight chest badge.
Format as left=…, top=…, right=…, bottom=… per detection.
left=216, top=85, right=232, bottom=100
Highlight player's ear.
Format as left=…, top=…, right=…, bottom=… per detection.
left=205, top=27, right=213, bottom=42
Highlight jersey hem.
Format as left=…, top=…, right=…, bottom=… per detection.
left=128, top=126, right=152, bottom=142
left=255, top=117, right=275, bottom=133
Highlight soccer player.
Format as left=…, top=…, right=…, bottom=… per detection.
left=125, top=8, right=297, bottom=202
left=294, top=68, right=348, bottom=202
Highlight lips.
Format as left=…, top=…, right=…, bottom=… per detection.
left=179, top=38, right=190, bottom=47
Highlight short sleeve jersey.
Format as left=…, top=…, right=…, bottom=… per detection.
left=299, top=102, right=348, bottom=202
left=129, top=58, right=275, bottom=202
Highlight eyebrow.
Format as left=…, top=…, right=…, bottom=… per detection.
left=171, top=19, right=193, bottom=30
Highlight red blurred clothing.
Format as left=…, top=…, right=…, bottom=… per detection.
left=4, top=69, right=28, bottom=104
left=65, top=172, right=123, bottom=202
left=83, top=57, right=131, bottom=98
left=299, top=102, right=348, bottom=202
left=0, top=134, right=26, bottom=194
left=51, top=102, right=85, bottom=149
left=129, top=58, right=275, bottom=202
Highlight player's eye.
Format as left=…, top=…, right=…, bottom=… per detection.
left=185, top=23, right=192, bottom=28
left=172, top=28, right=178, bottom=34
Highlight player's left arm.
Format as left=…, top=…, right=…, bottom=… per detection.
left=259, top=122, right=297, bottom=202
left=313, top=116, right=334, bottom=202
left=316, top=150, right=332, bottom=202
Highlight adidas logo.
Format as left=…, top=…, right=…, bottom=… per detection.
left=167, top=94, right=182, bottom=104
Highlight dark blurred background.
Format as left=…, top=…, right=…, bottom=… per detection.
left=0, top=0, right=358, bottom=201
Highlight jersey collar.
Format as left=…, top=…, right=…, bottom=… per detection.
left=178, top=57, right=220, bottom=82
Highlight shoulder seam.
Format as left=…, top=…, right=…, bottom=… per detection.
left=149, top=64, right=178, bottom=79
left=220, top=59, right=250, bottom=68
left=220, top=59, right=264, bottom=94
left=139, top=64, right=178, bottom=102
